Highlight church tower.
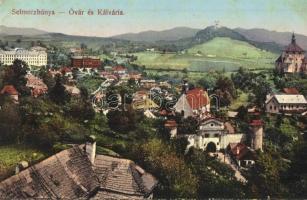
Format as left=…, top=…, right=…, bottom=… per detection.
left=275, top=33, right=307, bottom=74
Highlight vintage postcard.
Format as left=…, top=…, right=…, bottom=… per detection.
left=0, top=0, right=306, bottom=199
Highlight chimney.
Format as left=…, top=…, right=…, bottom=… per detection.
left=181, top=79, right=189, bottom=94
left=236, top=147, right=240, bottom=155
left=85, top=135, right=96, bottom=164
left=15, top=161, right=29, bottom=174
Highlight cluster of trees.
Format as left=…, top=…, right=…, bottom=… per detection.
left=126, top=137, right=247, bottom=198
left=274, top=73, right=307, bottom=96
left=231, top=67, right=271, bottom=107
left=197, top=71, right=236, bottom=107
left=0, top=60, right=95, bottom=150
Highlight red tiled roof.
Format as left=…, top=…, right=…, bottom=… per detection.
left=112, top=66, right=126, bottom=71
left=283, top=88, right=299, bottom=95
left=61, top=67, right=72, bottom=73
left=164, top=120, right=177, bottom=128
left=186, top=88, right=209, bottom=110
left=1, top=85, right=18, bottom=95
left=250, top=120, right=263, bottom=126
left=230, top=143, right=249, bottom=160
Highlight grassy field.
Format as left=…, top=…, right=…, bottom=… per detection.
left=0, top=145, right=47, bottom=180
left=133, top=37, right=278, bottom=72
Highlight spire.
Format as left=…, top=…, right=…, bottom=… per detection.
left=291, top=32, right=296, bottom=44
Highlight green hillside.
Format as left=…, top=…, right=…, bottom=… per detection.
left=132, top=37, right=278, bottom=72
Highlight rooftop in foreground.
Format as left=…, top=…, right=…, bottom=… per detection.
left=0, top=145, right=157, bottom=199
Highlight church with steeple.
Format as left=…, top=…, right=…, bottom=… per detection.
left=275, top=33, right=307, bottom=74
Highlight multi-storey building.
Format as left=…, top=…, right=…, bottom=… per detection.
left=71, top=56, right=101, bottom=68
left=0, top=48, right=47, bottom=66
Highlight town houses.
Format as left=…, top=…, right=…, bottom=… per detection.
left=1, top=26, right=307, bottom=199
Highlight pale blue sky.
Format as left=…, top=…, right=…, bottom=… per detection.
left=0, top=0, right=306, bottom=37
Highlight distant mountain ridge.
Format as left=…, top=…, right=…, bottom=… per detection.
left=112, top=27, right=200, bottom=42
left=0, top=25, right=48, bottom=36
left=234, top=28, right=307, bottom=50
left=112, top=25, right=307, bottom=53
left=1, top=24, right=307, bottom=53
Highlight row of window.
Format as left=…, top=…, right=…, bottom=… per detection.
left=269, top=104, right=303, bottom=110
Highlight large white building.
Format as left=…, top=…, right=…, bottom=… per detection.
left=0, top=48, right=47, bottom=66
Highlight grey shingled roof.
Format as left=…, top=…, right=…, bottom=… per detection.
left=0, top=146, right=157, bottom=199
left=93, top=155, right=157, bottom=199
left=0, top=146, right=99, bottom=199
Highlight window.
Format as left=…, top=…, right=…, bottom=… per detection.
left=214, top=134, right=219, bottom=137
left=204, top=134, right=209, bottom=138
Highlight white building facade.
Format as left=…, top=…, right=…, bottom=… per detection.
left=0, top=48, right=47, bottom=66
left=185, top=119, right=246, bottom=151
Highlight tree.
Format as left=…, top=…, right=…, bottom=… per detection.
left=67, top=95, right=95, bottom=122
left=178, top=116, right=199, bottom=135
left=252, top=76, right=271, bottom=107
left=287, top=141, right=307, bottom=197
left=79, top=86, right=89, bottom=102
left=107, top=108, right=137, bottom=132
left=231, top=67, right=253, bottom=91
left=197, top=73, right=217, bottom=90
left=237, top=105, right=249, bottom=121
left=80, top=43, right=87, bottom=50
left=247, top=150, right=289, bottom=198
left=30, top=41, right=35, bottom=47
left=49, top=75, right=70, bottom=105
left=3, top=59, right=30, bottom=96
left=185, top=149, right=246, bottom=198
left=0, top=102, right=21, bottom=143
left=130, top=139, right=198, bottom=198
left=214, top=76, right=236, bottom=106
left=19, top=97, right=88, bottom=150
left=39, top=69, right=55, bottom=90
